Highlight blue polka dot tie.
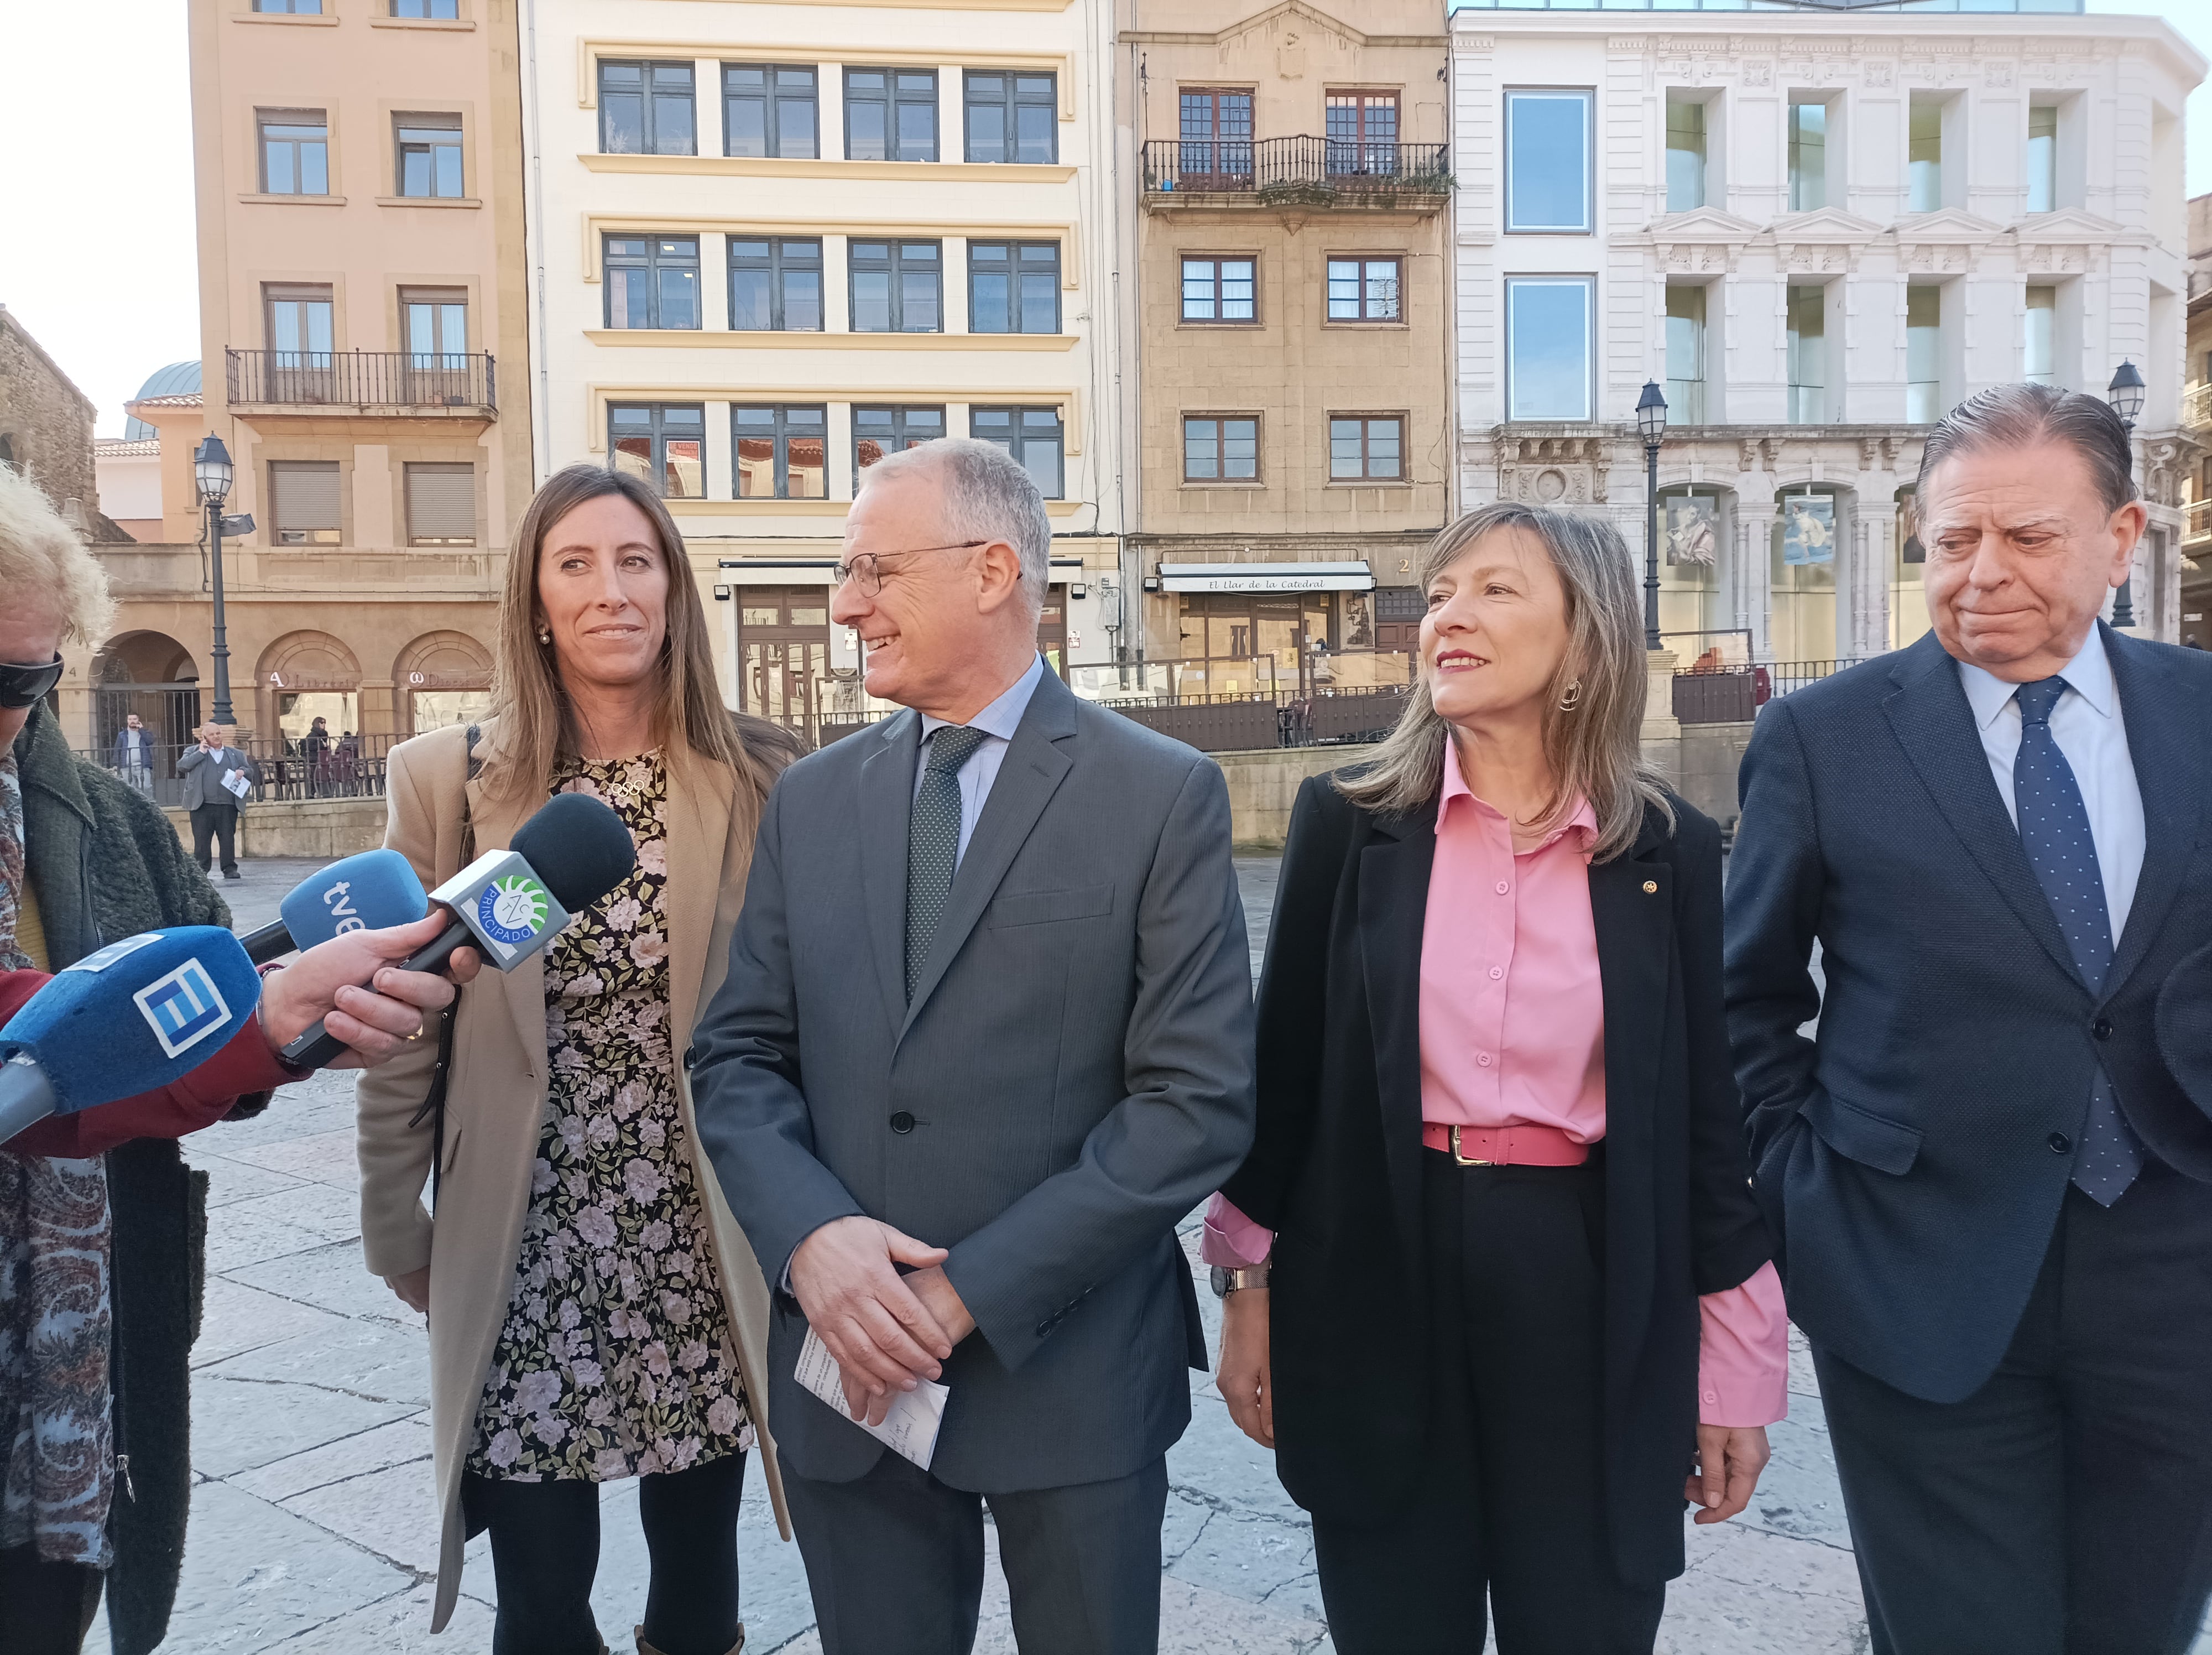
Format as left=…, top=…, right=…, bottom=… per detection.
left=905, top=725, right=988, bottom=1003
left=2013, top=677, right=2143, bottom=1205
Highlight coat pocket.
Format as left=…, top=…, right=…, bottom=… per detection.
left=985, top=883, right=1114, bottom=928
left=1801, top=1089, right=1922, bottom=1176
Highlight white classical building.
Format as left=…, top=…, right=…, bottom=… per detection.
left=520, top=0, right=1128, bottom=739
left=1448, top=1, right=2205, bottom=663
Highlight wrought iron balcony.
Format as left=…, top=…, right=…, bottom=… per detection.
left=1140, top=138, right=1452, bottom=209
left=226, top=349, right=497, bottom=414
left=2183, top=381, right=2212, bottom=434
left=2184, top=497, right=2212, bottom=552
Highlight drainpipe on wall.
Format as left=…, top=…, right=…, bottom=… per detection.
left=524, top=0, right=551, bottom=485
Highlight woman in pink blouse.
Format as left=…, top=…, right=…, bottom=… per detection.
left=1208, top=503, right=1787, bottom=1653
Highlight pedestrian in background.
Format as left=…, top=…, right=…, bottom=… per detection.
left=1211, top=502, right=1784, bottom=1654
left=109, top=713, right=153, bottom=795
left=1728, top=383, right=2212, bottom=1653
left=354, top=463, right=801, bottom=1655
left=176, top=721, right=255, bottom=880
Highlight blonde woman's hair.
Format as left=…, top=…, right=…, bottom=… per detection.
left=1335, top=502, right=1672, bottom=862
left=488, top=462, right=797, bottom=809
left=0, top=465, right=113, bottom=645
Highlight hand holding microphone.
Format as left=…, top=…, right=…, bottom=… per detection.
left=237, top=849, right=429, bottom=965
left=259, top=914, right=484, bottom=1068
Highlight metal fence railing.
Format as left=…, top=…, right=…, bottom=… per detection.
left=2183, top=381, right=2212, bottom=433
left=1670, top=658, right=1869, bottom=725
left=2185, top=497, right=2212, bottom=550
left=1141, top=138, right=1452, bottom=201
left=227, top=348, right=497, bottom=410
left=78, top=734, right=397, bottom=808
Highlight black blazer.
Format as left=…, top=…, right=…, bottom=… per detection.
left=1223, top=773, right=1772, bottom=1586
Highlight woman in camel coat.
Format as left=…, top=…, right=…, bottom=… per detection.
left=355, top=464, right=803, bottom=1655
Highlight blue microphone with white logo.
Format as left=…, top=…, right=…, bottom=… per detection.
left=0, top=927, right=264, bottom=1146
left=234, top=849, right=430, bottom=966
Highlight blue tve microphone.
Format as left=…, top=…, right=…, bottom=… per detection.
left=0, top=927, right=264, bottom=1147
left=234, top=849, right=430, bottom=965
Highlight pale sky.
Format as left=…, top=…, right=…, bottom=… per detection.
left=1, top=0, right=2206, bottom=438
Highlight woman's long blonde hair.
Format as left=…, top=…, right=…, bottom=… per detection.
left=487, top=463, right=797, bottom=809
left=1334, top=502, right=1672, bottom=862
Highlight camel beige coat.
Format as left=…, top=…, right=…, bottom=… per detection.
left=353, top=719, right=791, bottom=1632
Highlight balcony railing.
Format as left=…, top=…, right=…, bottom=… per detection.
left=1141, top=138, right=1452, bottom=205
left=2183, top=381, right=2212, bottom=433
left=227, top=349, right=497, bottom=412
left=2185, top=498, right=2212, bottom=551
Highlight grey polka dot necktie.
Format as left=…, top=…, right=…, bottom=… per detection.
left=2014, top=676, right=2144, bottom=1205
left=905, top=725, right=989, bottom=1003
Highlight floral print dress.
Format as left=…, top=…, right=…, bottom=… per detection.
left=468, top=752, right=753, bottom=1482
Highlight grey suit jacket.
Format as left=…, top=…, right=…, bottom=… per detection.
left=176, top=744, right=255, bottom=811
left=690, top=668, right=1256, bottom=1491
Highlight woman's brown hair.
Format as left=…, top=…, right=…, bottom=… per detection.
left=488, top=462, right=800, bottom=809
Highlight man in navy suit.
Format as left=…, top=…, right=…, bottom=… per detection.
left=1727, top=383, right=2212, bottom=1654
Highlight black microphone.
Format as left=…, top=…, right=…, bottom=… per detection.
left=278, top=792, right=636, bottom=1070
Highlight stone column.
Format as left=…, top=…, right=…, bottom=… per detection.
left=1736, top=507, right=1776, bottom=662
left=1641, top=648, right=1682, bottom=783
left=1848, top=507, right=1893, bottom=662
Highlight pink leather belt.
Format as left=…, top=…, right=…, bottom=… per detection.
left=1420, top=1121, right=1591, bottom=1167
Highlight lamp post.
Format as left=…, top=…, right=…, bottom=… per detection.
left=193, top=434, right=237, bottom=727
left=2107, top=360, right=2146, bottom=631
left=1636, top=380, right=1670, bottom=650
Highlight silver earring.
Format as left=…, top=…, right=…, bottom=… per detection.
left=536, top=624, right=551, bottom=646
left=1558, top=679, right=1583, bottom=712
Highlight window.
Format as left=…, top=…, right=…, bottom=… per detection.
left=1329, top=417, right=1404, bottom=482
left=849, top=241, right=941, bottom=333
left=609, top=403, right=705, bottom=497
left=405, top=464, right=474, bottom=545
left=1666, top=97, right=1706, bottom=212
left=1183, top=416, right=1258, bottom=482
left=1180, top=89, right=1254, bottom=185
left=393, top=0, right=458, bottom=18
left=1182, top=257, right=1255, bottom=324
left=600, top=60, right=695, bottom=157
left=728, top=238, right=822, bottom=331
left=969, top=242, right=1060, bottom=334
left=397, top=113, right=463, bottom=199
left=1505, top=277, right=1593, bottom=422
left=973, top=407, right=1064, bottom=498
left=733, top=405, right=827, bottom=499
left=2024, top=285, right=2057, bottom=385
left=255, top=0, right=321, bottom=12
left=1665, top=285, right=1706, bottom=425
left=1908, top=98, right=1942, bottom=214
left=966, top=72, right=1055, bottom=164
left=1787, top=285, right=1828, bottom=424
left=270, top=461, right=341, bottom=545
left=846, top=69, right=937, bottom=162
left=1789, top=101, right=1828, bottom=212
left=259, top=112, right=328, bottom=195
left=1327, top=258, right=1401, bottom=322
left=854, top=406, right=945, bottom=473
left=2027, top=105, right=2058, bottom=214
left=1505, top=91, right=1592, bottom=233
left=266, top=285, right=333, bottom=362
left=603, top=236, right=700, bottom=330
left=723, top=64, right=817, bottom=159
left=1326, top=91, right=1399, bottom=176
left=401, top=288, right=467, bottom=364
left=1906, top=286, right=1942, bottom=423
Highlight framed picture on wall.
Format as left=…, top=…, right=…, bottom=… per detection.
left=1665, top=495, right=1719, bottom=567
left=1782, top=492, right=1836, bottom=566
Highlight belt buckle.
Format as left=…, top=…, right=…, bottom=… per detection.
left=1448, top=1126, right=1495, bottom=1167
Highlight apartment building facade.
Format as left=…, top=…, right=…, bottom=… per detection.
left=1115, top=0, right=1450, bottom=700
left=1450, top=2, right=2204, bottom=667
left=522, top=0, right=1125, bottom=742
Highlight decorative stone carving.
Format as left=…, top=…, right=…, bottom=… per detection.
left=1744, top=60, right=1773, bottom=88
left=1985, top=61, right=2016, bottom=89
left=1864, top=61, right=1894, bottom=89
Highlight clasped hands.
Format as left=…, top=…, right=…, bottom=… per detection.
left=791, top=1215, right=975, bottom=1426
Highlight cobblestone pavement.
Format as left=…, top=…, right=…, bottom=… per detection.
left=93, top=856, right=2210, bottom=1652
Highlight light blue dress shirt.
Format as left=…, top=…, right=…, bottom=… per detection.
left=1956, top=626, right=2146, bottom=938
left=915, top=654, right=1047, bottom=870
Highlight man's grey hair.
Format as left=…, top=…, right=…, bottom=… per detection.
left=1916, top=382, right=2138, bottom=516
left=859, top=437, right=1052, bottom=608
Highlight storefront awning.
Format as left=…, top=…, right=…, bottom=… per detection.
left=1157, top=561, right=1374, bottom=594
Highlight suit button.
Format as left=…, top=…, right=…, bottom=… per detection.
left=889, top=1111, right=915, bottom=1134
left=2049, top=1132, right=2073, bottom=1154
left=2091, top=1018, right=2113, bottom=1041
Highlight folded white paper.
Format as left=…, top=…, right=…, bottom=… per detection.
left=222, top=768, right=252, bottom=800
left=795, top=1326, right=948, bottom=1470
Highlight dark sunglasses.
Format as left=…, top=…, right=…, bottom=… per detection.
left=0, top=654, right=65, bottom=710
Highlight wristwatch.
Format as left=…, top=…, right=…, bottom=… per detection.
left=1209, top=1263, right=1271, bottom=1298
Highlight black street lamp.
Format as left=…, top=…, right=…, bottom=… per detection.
left=2106, top=360, right=2146, bottom=630
left=1636, top=380, right=1669, bottom=650
left=193, top=434, right=239, bottom=727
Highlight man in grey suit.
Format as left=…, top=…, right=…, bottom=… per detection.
left=690, top=438, right=1256, bottom=1655
left=176, top=721, right=257, bottom=879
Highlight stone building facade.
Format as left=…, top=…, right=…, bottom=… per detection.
left=0, top=305, right=131, bottom=544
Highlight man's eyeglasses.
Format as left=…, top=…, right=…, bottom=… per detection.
left=834, top=542, right=988, bottom=597
left=0, top=654, right=65, bottom=711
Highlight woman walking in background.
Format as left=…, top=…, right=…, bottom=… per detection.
left=1208, top=503, right=1787, bottom=1653
left=355, top=463, right=802, bottom=1655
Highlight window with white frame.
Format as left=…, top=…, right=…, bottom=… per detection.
left=1906, top=286, right=1942, bottom=423
left=1787, top=285, right=1828, bottom=424
left=1666, top=97, right=1706, bottom=212
left=1505, top=91, right=1592, bottom=233
left=1665, top=285, right=1706, bottom=425
left=1505, top=277, right=1593, bottom=422
left=1327, top=258, right=1401, bottom=322
left=396, top=113, right=463, bottom=199
left=1182, top=257, right=1255, bottom=324
left=2023, top=286, right=2057, bottom=385
left=973, top=407, right=1064, bottom=498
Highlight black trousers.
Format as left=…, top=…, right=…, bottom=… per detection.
left=0, top=1546, right=102, bottom=1655
left=1817, top=1167, right=2212, bottom=1655
left=783, top=1449, right=1168, bottom=1655
left=1311, top=1150, right=1666, bottom=1655
left=187, top=803, right=238, bottom=876
left=462, top=1451, right=747, bottom=1655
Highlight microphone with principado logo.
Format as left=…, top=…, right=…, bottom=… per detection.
left=278, top=790, right=637, bottom=1070
left=0, top=927, right=265, bottom=1147
left=234, top=849, right=430, bottom=966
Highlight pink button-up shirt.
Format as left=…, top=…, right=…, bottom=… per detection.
left=1206, top=740, right=1789, bottom=1429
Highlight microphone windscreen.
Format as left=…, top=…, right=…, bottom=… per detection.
left=0, top=928, right=264, bottom=1116
left=276, top=849, right=429, bottom=951
left=512, top=792, right=636, bottom=915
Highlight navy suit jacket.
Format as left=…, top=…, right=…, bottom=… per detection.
left=1725, top=625, right=2212, bottom=1404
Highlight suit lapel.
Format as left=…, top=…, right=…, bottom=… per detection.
left=662, top=763, right=733, bottom=1042
left=1357, top=800, right=1436, bottom=1273
left=1881, top=633, right=2078, bottom=983
left=2106, top=628, right=2205, bottom=999
left=465, top=722, right=552, bottom=1069
left=859, top=712, right=921, bottom=1043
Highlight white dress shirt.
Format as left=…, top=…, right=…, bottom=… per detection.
left=1955, top=626, right=2146, bottom=939
left=914, top=654, right=1047, bottom=870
